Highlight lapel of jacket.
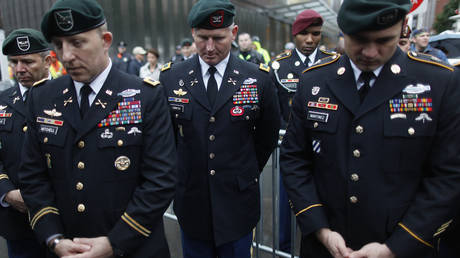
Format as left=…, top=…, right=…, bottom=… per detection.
left=54, top=77, right=81, bottom=131
left=355, top=50, right=410, bottom=119
left=212, top=55, right=244, bottom=114
left=183, top=56, right=212, bottom=112
left=325, top=56, right=361, bottom=116
left=6, top=84, right=27, bottom=117
left=75, top=68, right=122, bottom=141
left=290, top=50, right=308, bottom=76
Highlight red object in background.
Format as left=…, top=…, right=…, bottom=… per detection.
left=409, top=0, right=423, bottom=13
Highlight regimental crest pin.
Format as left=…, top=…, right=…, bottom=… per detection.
left=173, top=88, right=188, bottom=96
left=391, top=64, right=401, bottom=74
left=54, top=9, right=74, bottom=32
left=105, top=89, right=113, bottom=96
left=44, top=108, right=62, bottom=117
left=16, top=36, right=30, bottom=51
left=337, top=67, right=345, bottom=75
left=312, top=86, right=320, bottom=96
left=271, top=61, right=280, bottom=70
left=179, top=79, right=185, bottom=87
left=295, top=61, right=301, bottom=67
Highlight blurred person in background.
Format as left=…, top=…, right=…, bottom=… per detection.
left=128, top=46, right=146, bottom=76
left=252, top=35, right=270, bottom=64
left=411, top=28, right=448, bottom=63
left=112, top=41, right=132, bottom=73
left=140, top=48, right=162, bottom=81
left=236, top=32, right=264, bottom=64
left=49, top=50, right=67, bottom=78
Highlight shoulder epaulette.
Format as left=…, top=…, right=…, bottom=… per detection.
left=161, top=62, right=172, bottom=72
left=320, top=49, right=337, bottom=56
left=302, top=54, right=341, bottom=73
left=408, top=51, right=453, bottom=72
left=259, top=63, right=270, bottom=73
left=275, top=51, right=292, bottom=61
left=33, top=78, right=48, bottom=87
left=143, top=78, right=160, bottom=86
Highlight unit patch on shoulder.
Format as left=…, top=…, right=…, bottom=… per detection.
left=303, top=54, right=341, bottom=74
left=259, top=63, right=270, bottom=73
left=408, top=51, right=453, bottom=71
left=161, top=62, right=172, bottom=72
left=143, top=78, right=160, bottom=87
left=33, top=78, right=48, bottom=87
left=275, top=50, right=292, bottom=61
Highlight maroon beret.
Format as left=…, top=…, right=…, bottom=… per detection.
left=292, top=9, right=323, bottom=36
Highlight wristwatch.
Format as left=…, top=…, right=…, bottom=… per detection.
left=48, top=236, right=64, bottom=252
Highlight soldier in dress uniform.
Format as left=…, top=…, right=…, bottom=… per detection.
left=0, top=28, right=50, bottom=258
left=271, top=9, right=335, bottom=128
left=18, top=0, right=176, bottom=257
left=160, top=0, right=280, bottom=257
left=280, top=0, right=460, bottom=257
left=273, top=9, right=335, bottom=253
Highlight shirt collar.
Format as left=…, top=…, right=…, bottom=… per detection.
left=199, top=53, right=230, bottom=78
left=349, top=59, right=383, bottom=84
left=296, top=48, right=318, bottom=65
left=18, top=83, right=29, bottom=98
left=74, top=59, right=112, bottom=96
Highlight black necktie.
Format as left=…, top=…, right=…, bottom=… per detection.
left=80, top=84, right=92, bottom=118
left=23, top=89, right=29, bottom=102
left=358, top=72, right=374, bottom=103
left=207, top=66, right=218, bottom=107
left=305, top=58, right=311, bottom=67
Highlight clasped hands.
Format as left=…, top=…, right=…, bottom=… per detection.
left=53, top=236, right=113, bottom=258
left=316, top=228, right=395, bottom=258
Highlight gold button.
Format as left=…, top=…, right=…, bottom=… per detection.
left=245, top=116, right=250, bottom=120
left=77, top=204, right=85, bottom=212
left=350, top=196, right=358, bottom=204
left=43, top=137, right=48, bottom=143
left=355, top=125, right=364, bottom=134
left=408, top=127, right=415, bottom=136
left=77, top=162, right=85, bottom=170
left=351, top=173, right=359, bottom=182
left=175, top=113, right=179, bottom=118
left=353, top=149, right=360, bottom=158
left=209, top=153, right=215, bottom=159
left=313, top=122, right=319, bottom=128
left=23, top=126, right=28, bottom=132
left=78, top=141, right=85, bottom=149
left=209, top=117, right=216, bottom=123
left=117, top=139, right=124, bottom=146
left=76, top=182, right=84, bottom=190
left=209, top=135, right=215, bottom=141
left=210, top=170, right=216, bottom=176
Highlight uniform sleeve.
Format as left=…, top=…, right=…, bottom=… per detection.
left=254, top=72, right=280, bottom=171
left=386, top=71, right=460, bottom=257
left=107, top=84, right=177, bottom=254
left=279, top=82, right=329, bottom=236
left=0, top=161, right=16, bottom=199
left=18, top=87, right=64, bottom=243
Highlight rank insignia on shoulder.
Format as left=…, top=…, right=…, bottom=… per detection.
left=275, top=50, right=292, bottom=61
left=161, top=62, right=172, bottom=72
left=33, top=78, right=48, bottom=87
left=259, top=63, right=270, bottom=73
left=408, top=51, right=453, bottom=71
left=143, top=78, right=160, bottom=87
left=303, top=54, right=341, bottom=74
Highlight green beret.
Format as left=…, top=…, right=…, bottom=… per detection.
left=188, top=0, right=235, bottom=29
left=41, top=0, right=106, bottom=42
left=338, top=0, right=411, bottom=35
left=2, top=28, right=50, bottom=56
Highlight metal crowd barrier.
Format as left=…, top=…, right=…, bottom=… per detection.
left=164, top=129, right=299, bottom=258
